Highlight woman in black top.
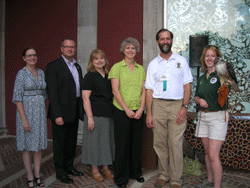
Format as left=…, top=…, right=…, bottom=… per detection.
left=81, top=49, right=114, bottom=182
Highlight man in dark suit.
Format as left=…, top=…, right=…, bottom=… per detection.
left=45, top=38, right=84, bottom=184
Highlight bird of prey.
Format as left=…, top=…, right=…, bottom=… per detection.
left=215, top=57, right=240, bottom=92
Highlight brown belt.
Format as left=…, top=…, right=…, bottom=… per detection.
left=158, top=98, right=179, bottom=101
left=200, top=110, right=222, bottom=113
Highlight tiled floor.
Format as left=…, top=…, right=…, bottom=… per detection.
left=0, top=136, right=249, bottom=188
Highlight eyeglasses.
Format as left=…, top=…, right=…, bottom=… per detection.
left=62, top=46, right=76, bottom=49
left=25, top=54, right=37, bottom=58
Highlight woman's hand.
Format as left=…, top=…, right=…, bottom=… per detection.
left=16, top=101, right=32, bottom=131
left=133, top=108, right=143, bottom=119
left=88, top=117, right=95, bottom=131
left=23, top=120, right=31, bottom=131
left=199, top=98, right=209, bottom=108
left=125, top=108, right=135, bottom=118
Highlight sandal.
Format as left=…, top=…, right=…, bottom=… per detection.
left=101, top=168, right=114, bottom=179
left=34, top=177, right=45, bottom=187
left=92, top=172, right=104, bottom=182
left=27, top=179, right=37, bottom=188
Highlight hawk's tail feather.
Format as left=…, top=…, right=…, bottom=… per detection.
left=229, top=80, right=241, bottom=92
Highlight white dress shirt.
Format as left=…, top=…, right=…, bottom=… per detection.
left=62, top=55, right=80, bottom=97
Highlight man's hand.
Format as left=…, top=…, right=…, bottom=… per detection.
left=55, top=117, right=64, bottom=126
left=176, top=107, right=187, bottom=124
left=146, top=114, right=155, bottom=128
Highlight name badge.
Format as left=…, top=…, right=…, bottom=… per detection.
left=161, top=74, right=169, bottom=91
left=160, top=74, right=169, bottom=81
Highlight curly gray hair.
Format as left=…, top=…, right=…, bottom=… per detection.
left=120, top=37, right=140, bottom=54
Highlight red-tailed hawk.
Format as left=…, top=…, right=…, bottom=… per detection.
left=215, top=57, right=240, bottom=92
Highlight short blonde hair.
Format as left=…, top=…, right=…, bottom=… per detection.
left=120, top=37, right=140, bottom=55
left=87, top=49, right=109, bottom=74
left=200, top=45, right=222, bottom=72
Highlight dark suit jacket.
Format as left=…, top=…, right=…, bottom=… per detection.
left=45, top=56, right=84, bottom=123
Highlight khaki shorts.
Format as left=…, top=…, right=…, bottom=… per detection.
left=195, top=110, right=229, bottom=141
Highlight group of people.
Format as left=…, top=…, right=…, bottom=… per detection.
left=13, top=28, right=232, bottom=188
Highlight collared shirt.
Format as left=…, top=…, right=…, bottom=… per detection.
left=108, top=59, right=146, bottom=111
left=195, top=71, right=228, bottom=111
left=62, top=55, right=80, bottom=97
left=145, top=53, right=193, bottom=99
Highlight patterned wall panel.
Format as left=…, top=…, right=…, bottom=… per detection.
left=166, top=0, right=250, bottom=113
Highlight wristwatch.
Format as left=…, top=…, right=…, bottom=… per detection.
left=182, top=104, right=188, bottom=108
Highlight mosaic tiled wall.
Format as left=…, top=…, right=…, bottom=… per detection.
left=166, top=0, right=250, bottom=113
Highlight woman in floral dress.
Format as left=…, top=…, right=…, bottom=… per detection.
left=12, top=47, right=47, bottom=188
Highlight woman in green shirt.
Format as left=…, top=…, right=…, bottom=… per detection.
left=195, top=45, right=228, bottom=188
left=109, top=37, right=146, bottom=188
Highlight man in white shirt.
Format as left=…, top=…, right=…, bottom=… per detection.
left=145, top=29, right=193, bottom=188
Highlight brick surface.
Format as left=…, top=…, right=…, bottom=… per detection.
left=0, top=136, right=250, bottom=188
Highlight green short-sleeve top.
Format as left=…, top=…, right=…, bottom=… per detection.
left=108, top=59, right=146, bottom=111
left=195, top=71, right=229, bottom=111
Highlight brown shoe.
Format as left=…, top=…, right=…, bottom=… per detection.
left=92, top=172, right=104, bottom=182
left=170, top=184, right=181, bottom=188
left=101, top=168, right=114, bottom=179
left=154, top=179, right=168, bottom=187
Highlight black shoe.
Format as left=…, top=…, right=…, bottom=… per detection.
left=56, top=175, right=74, bottom=184
left=27, top=179, right=37, bottom=188
left=67, top=169, right=84, bottom=176
left=116, top=183, right=127, bottom=187
left=136, top=176, right=145, bottom=183
left=34, top=176, right=45, bottom=187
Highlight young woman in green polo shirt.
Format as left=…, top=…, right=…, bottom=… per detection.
left=195, top=45, right=229, bottom=188
left=109, top=37, right=146, bottom=188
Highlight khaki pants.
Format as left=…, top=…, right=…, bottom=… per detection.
left=152, top=99, right=186, bottom=186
